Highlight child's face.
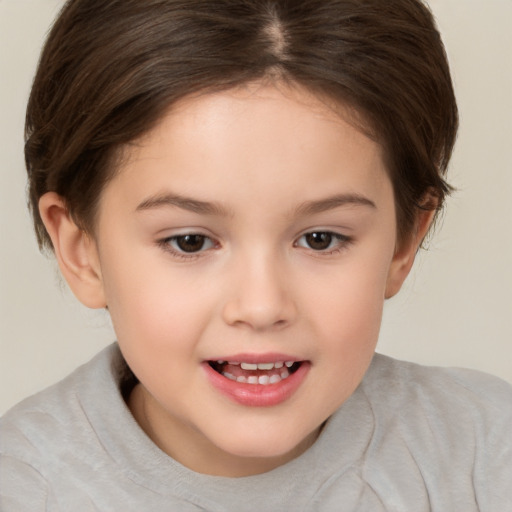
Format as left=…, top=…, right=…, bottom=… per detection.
left=68, top=83, right=417, bottom=476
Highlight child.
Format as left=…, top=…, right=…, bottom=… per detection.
left=1, top=0, right=511, bottom=510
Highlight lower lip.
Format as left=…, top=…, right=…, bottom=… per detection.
left=202, top=362, right=310, bottom=407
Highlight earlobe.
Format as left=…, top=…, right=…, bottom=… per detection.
left=39, top=192, right=107, bottom=309
left=385, top=207, right=436, bottom=299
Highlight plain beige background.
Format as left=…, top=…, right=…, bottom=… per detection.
left=1, top=0, right=511, bottom=415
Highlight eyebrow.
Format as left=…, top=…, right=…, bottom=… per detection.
left=135, top=192, right=231, bottom=216
left=294, top=194, right=377, bottom=216
left=136, top=191, right=376, bottom=217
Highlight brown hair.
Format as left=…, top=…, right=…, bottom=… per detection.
left=25, top=0, right=458, bottom=250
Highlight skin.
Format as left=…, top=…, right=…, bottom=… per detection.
left=40, top=82, right=433, bottom=477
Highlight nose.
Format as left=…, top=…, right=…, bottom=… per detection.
left=221, top=253, right=297, bottom=331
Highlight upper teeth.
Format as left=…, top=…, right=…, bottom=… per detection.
left=217, top=361, right=295, bottom=370
left=240, top=362, right=294, bottom=370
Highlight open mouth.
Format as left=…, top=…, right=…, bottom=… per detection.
left=208, top=360, right=303, bottom=385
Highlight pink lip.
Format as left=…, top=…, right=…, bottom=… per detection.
left=202, top=358, right=310, bottom=407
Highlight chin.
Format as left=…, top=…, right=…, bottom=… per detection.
left=213, top=423, right=318, bottom=462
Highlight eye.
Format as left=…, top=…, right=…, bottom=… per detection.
left=295, top=231, right=350, bottom=252
left=164, top=234, right=215, bottom=253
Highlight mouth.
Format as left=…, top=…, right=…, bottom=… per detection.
left=204, top=357, right=310, bottom=407
left=208, top=360, right=303, bottom=385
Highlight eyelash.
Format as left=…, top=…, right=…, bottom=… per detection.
left=157, top=234, right=216, bottom=261
left=294, top=231, right=352, bottom=255
left=157, top=230, right=352, bottom=260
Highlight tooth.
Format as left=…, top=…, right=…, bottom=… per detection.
left=217, top=360, right=225, bottom=364
left=281, top=369, right=290, bottom=379
left=285, top=361, right=294, bottom=367
left=247, top=376, right=258, bottom=384
left=269, top=374, right=282, bottom=384
left=258, top=375, right=270, bottom=385
left=223, top=372, right=236, bottom=381
left=241, top=362, right=258, bottom=370
left=257, top=363, right=274, bottom=370
left=274, top=362, right=284, bottom=369
left=236, top=376, right=247, bottom=383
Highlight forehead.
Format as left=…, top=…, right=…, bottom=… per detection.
left=168, top=83, right=372, bottom=148
left=101, top=83, right=392, bottom=218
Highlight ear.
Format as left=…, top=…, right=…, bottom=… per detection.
left=385, top=207, right=436, bottom=299
left=39, top=192, right=107, bottom=309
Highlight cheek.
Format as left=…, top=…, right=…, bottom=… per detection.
left=316, top=282, right=384, bottom=356
left=303, top=250, right=392, bottom=361
left=105, top=272, right=213, bottom=389
left=308, top=251, right=391, bottom=319
left=101, top=252, right=216, bottom=353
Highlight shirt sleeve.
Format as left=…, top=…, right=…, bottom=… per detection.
left=0, top=455, right=49, bottom=511
left=467, top=373, right=512, bottom=511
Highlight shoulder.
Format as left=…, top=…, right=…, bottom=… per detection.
left=0, top=344, right=121, bottom=467
left=364, top=353, right=512, bottom=419
left=360, top=354, right=512, bottom=508
left=362, top=353, right=512, bottom=444
left=0, top=344, right=129, bottom=509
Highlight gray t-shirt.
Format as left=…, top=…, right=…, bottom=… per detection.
left=1, top=344, right=511, bottom=511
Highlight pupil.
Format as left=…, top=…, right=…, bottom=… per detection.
left=306, top=232, right=332, bottom=250
left=177, top=235, right=205, bottom=253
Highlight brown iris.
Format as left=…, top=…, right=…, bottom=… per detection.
left=175, top=234, right=207, bottom=253
left=304, top=232, right=333, bottom=251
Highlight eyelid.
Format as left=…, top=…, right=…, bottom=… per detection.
left=156, top=228, right=352, bottom=260
left=157, top=232, right=219, bottom=260
left=294, top=230, right=353, bottom=254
